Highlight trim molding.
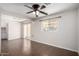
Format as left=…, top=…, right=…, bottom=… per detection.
left=7, top=38, right=78, bottom=54
left=32, top=39, right=78, bottom=53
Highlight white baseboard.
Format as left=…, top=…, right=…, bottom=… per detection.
left=8, top=38, right=78, bottom=53
left=32, top=39, right=78, bottom=53
left=8, top=38, right=21, bottom=40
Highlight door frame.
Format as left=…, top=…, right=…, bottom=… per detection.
left=21, top=22, right=32, bottom=40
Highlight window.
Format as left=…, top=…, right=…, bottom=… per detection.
left=41, top=17, right=60, bottom=32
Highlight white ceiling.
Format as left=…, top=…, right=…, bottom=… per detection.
left=0, top=3, right=79, bottom=20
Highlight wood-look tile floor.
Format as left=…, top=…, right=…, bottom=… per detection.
left=0, top=39, right=78, bottom=56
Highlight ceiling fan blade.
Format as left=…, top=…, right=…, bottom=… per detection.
left=24, top=5, right=33, bottom=9
left=40, top=5, right=46, bottom=9
left=38, top=10, right=48, bottom=15
left=44, top=3, right=51, bottom=5
left=27, top=11, right=33, bottom=14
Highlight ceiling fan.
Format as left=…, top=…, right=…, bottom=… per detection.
left=24, top=4, right=48, bottom=17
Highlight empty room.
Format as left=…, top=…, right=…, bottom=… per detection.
left=0, top=3, right=79, bottom=56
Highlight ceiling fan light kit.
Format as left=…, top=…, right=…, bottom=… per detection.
left=24, top=4, right=48, bottom=17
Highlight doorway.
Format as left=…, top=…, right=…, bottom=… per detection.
left=1, top=27, right=8, bottom=55
left=1, top=27, right=8, bottom=40
left=23, top=23, right=31, bottom=39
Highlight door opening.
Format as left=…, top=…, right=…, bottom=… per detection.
left=1, top=27, right=8, bottom=40
left=23, top=23, right=31, bottom=39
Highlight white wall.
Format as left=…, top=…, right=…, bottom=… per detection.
left=8, top=22, right=21, bottom=40
left=1, top=14, right=22, bottom=40
left=77, top=8, right=79, bottom=53
left=31, top=9, right=78, bottom=52
left=0, top=12, right=1, bottom=52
